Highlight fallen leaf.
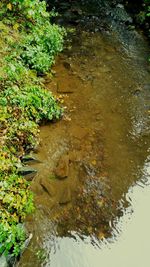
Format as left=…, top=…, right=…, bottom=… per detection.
left=91, top=160, right=97, bottom=166
left=98, top=231, right=105, bottom=240
left=7, top=3, right=12, bottom=11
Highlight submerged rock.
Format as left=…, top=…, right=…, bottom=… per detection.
left=70, top=125, right=89, bottom=140
left=40, top=177, right=56, bottom=197
left=20, top=233, right=33, bottom=256
left=59, top=185, right=72, bottom=204
left=54, top=154, right=69, bottom=179
left=57, top=80, right=75, bottom=93
left=111, top=4, right=133, bottom=24
left=63, top=61, right=72, bottom=70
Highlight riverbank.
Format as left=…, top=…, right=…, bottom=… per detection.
left=1, top=1, right=150, bottom=266
left=0, top=0, right=65, bottom=262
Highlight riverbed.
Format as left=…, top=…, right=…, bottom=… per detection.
left=18, top=17, right=150, bottom=267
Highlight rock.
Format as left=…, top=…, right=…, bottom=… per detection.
left=7, top=255, right=16, bottom=267
left=70, top=125, right=89, bottom=140
left=59, top=185, right=71, bottom=204
left=57, top=78, right=76, bottom=93
left=68, top=150, right=84, bottom=162
left=21, top=154, right=41, bottom=163
left=132, top=89, right=142, bottom=96
left=63, top=61, right=72, bottom=70
left=37, top=71, right=46, bottom=77
left=18, top=167, right=37, bottom=176
left=54, top=154, right=69, bottom=179
left=30, top=182, right=43, bottom=195
left=40, top=177, right=56, bottom=197
left=112, top=5, right=133, bottom=24
left=21, top=233, right=33, bottom=254
left=0, top=255, right=8, bottom=267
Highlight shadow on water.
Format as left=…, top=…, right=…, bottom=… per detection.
left=18, top=12, right=150, bottom=267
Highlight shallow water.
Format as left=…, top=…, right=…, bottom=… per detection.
left=18, top=28, right=150, bottom=267
left=44, top=160, right=150, bottom=267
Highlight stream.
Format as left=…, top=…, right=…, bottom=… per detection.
left=18, top=9, right=150, bottom=267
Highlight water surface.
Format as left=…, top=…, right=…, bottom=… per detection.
left=18, top=27, right=150, bottom=267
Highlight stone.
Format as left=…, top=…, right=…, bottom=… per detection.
left=57, top=78, right=76, bottom=93
left=133, top=89, right=142, bottom=96
left=18, top=167, right=37, bottom=176
left=0, top=255, right=8, bottom=267
left=68, top=150, right=83, bottom=162
left=54, top=154, right=69, bottom=179
left=63, top=61, right=72, bottom=70
left=21, top=154, right=41, bottom=163
left=113, top=5, right=133, bottom=23
left=70, top=125, right=89, bottom=140
left=24, top=233, right=33, bottom=249
left=59, top=185, right=71, bottom=204
left=30, top=181, right=43, bottom=195
left=40, top=177, right=56, bottom=197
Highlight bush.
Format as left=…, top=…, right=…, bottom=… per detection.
left=1, top=0, right=66, bottom=73
left=0, top=0, right=65, bottom=257
left=1, top=85, right=62, bottom=123
left=21, top=22, right=65, bottom=72
left=2, top=0, right=49, bottom=23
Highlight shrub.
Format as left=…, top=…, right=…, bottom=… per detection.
left=0, top=0, right=65, bottom=257
left=21, top=22, right=65, bottom=72
left=2, top=0, right=49, bottom=23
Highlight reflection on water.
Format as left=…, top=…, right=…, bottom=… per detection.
left=43, top=157, right=150, bottom=267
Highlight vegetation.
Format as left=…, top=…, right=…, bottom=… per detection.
left=0, top=0, right=65, bottom=257
left=123, top=0, right=150, bottom=34
left=0, top=0, right=149, bottom=260
left=137, top=0, right=150, bottom=41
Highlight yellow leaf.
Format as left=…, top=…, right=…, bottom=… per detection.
left=13, top=23, right=19, bottom=30
left=97, top=199, right=104, bottom=208
left=98, top=232, right=105, bottom=240
left=91, top=160, right=97, bottom=166
left=7, top=3, right=12, bottom=11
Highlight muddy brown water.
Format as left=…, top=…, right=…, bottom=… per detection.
left=18, top=29, right=150, bottom=267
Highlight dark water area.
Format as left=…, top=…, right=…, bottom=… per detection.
left=17, top=3, right=150, bottom=267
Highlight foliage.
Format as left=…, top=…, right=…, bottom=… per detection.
left=0, top=0, right=64, bottom=258
left=21, top=22, right=65, bottom=72
left=1, top=0, right=66, bottom=73
left=1, top=0, right=49, bottom=23
left=135, top=1, right=148, bottom=23
left=0, top=173, right=34, bottom=221
left=1, top=85, right=62, bottom=123
left=127, top=0, right=150, bottom=32
left=0, top=152, right=34, bottom=255
left=0, top=223, right=26, bottom=256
